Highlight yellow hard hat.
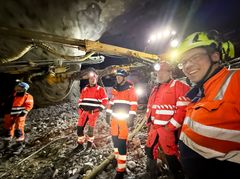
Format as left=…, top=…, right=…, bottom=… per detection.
left=176, top=32, right=218, bottom=59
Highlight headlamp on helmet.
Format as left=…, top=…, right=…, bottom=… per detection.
left=221, top=41, right=235, bottom=61
left=116, top=69, right=128, bottom=77
left=18, top=82, right=30, bottom=91
left=87, top=68, right=98, bottom=78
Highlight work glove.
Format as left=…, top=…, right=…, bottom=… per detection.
left=105, top=113, right=111, bottom=125
left=128, top=114, right=136, bottom=128
left=18, top=110, right=28, bottom=117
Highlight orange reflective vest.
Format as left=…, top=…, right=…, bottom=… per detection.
left=180, top=68, right=240, bottom=163
left=146, top=79, right=190, bottom=130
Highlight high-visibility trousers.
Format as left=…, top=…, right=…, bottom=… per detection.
left=3, top=114, right=26, bottom=141
left=110, top=118, right=128, bottom=140
left=77, top=110, right=100, bottom=128
left=146, top=125, right=178, bottom=159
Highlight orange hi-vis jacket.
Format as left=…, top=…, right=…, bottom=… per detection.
left=78, top=84, right=108, bottom=112
left=107, top=81, right=138, bottom=140
left=10, top=92, right=34, bottom=117
left=77, top=84, right=108, bottom=129
left=146, top=79, right=190, bottom=130
left=180, top=68, right=240, bottom=164
left=3, top=92, right=34, bottom=141
left=106, top=81, right=138, bottom=120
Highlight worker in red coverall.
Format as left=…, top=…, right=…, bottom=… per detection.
left=106, top=69, right=138, bottom=179
left=141, top=61, right=190, bottom=179
left=1, top=81, right=34, bottom=155
left=74, top=68, right=108, bottom=153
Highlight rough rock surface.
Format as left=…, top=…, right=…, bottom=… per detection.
left=0, top=102, right=170, bottom=179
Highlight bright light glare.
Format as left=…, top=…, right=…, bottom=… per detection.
left=170, top=50, right=178, bottom=59
left=112, top=112, right=129, bottom=120
left=136, top=87, right=144, bottom=96
left=89, top=72, right=97, bottom=78
left=157, top=32, right=162, bottom=39
left=163, top=29, right=171, bottom=37
left=89, top=72, right=94, bottom=77
left=170, top=39, right=179, bottom=47
left=154, top=63, right=160, bottom=71
left=171, top=30, right=176, bottom=35
left=149, top=34, right=157, bottom=42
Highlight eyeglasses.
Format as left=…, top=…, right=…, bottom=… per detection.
left=177, top=52, right=208, bottom=69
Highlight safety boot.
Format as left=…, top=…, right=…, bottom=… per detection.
left=165, top=154, right=185, bottom=179
left=84, top=141, right=93, bottom=153
left=73, top=143, right=84, bottom=153
left=114, top=171, right=125, bottom=179
left=12, top=142, right=25, bottom=155
left=139, top=158, right=160, bottom=179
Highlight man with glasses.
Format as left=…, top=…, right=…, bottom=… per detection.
left=141, top=61, right=189, bottom=179
left=175, top=31, right=240, bottom=178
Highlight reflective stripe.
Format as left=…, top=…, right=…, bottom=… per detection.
left=112, top=112, right=129, bottom=120
left=77, top=136, right=85, bottom=143
left=114, top=148, right=119, bottom=159
left=153, top=105, right=176, bottom=109
left=79, top=103, right=102, bottom=107
left=184, top=117, right=240, bottom=143
left=25, top=99, right=33, bottom=103
left=83, top=98, right=101, bottom=102
left=180, top=132, right=240, bottom=163
left=156, top=109, right=174, bottom=115
left=117, top=163, right=126, bottom=169
left=106, top=109, right=112, bottom=113
left=170, top=80, right=177, bottom=88
left=10, top=111, right=22, bottom=115
left=129, top=111, right=136, bottom=115
left=22, top=110, right=28, bottom=114
left=215, top=71, right=235, bottom=100
left=118, top=155, right=127, bottom=161
left=153, top=119, right=168, bottom=125
left=11, top=107, right=25, bottom=110
left=16, top=136, right=24, bottom=141
left=176, top=101, right=189, bottom=106
left=87, top=136, right=94, bottom=142
left=129, top=101, right=138, bottom=105
left=113, top=100, right=131, bottom=104
left=2, top=137, right=12, bottom=141
left=169, top=118, right=181, bottom=128
left=100, top=105, right=105, bottom=109
left=152, top=105, right=157, bottom=109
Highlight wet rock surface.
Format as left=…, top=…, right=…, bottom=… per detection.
left=0, top=102, right=169, bottom=179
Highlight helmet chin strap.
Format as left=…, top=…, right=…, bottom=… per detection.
left=118, top=77, right=126, bottom=85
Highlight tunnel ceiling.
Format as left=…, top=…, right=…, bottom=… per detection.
left=0, top=0, right=137, bottom=74
left=0, top=0, right=240, bottom=73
